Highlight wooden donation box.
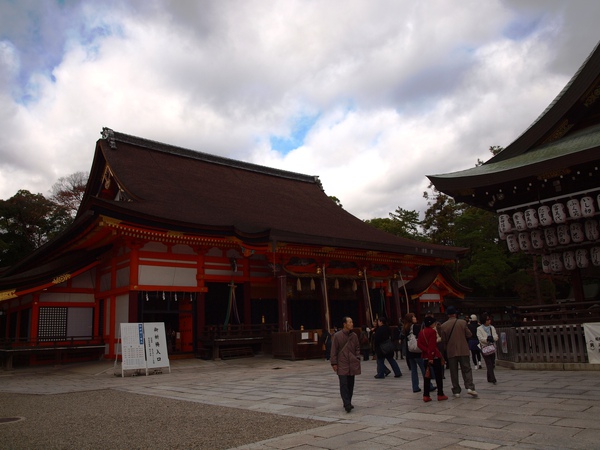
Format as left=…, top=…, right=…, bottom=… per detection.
left=272, top=330, right=324, bottom=360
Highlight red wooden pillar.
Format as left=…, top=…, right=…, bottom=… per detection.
left=31, top=292, right=40, bottom=344
left=277, top=272, right=288, bottom=332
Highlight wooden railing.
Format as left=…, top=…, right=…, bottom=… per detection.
left=496, top=325, right=588, bottom=364
left=515, top=300, right=600, bottom=325
left=196, top=323, right=278, bottom=359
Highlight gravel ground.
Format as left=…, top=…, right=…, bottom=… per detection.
left=0, top=390, right=325, bottom=449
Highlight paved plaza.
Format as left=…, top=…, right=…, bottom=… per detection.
left=0, top=355, right=599, bottom=449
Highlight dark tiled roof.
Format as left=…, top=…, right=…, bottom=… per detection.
left=88, top=129, right=466, bottom=259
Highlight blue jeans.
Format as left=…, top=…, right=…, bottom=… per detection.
left=408, top=357, right=435, bottom=392
left=377, top=354, right=401, bottom=377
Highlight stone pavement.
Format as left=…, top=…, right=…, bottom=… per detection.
left=1, top=355, right=599, bottom=449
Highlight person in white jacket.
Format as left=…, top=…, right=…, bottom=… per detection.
left=477, top=315, right=499, bottom=384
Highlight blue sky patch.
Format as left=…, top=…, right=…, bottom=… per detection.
left=269, top=113, right=320, bottom=154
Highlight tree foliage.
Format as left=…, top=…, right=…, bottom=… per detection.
left=0, top=190, right=71, bottom=267
left=365, top=207, right=424, bottom=240
left=49, top=171, right=88, bottom=218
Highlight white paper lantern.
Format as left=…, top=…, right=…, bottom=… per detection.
left=544, top=227, right=558, bottom=247
left=581, top=196, right=595, bottom=217
left=530, top=230, right=544, bottom=249
left=585, top=220, right=599, bottom=241
left=576, top=249, right=589, bottom=268
left=557, top=224, right=571, bottom=245
left=538, top=205, right=553, bottom=226
left=552, top=203, right=567, bottom=224
left=513, top=212, right=527, bottom=231
left=591, top=247, right=600, bottom=266
left=550, top=253, right=563, bottom=272
left=567, top=199, right=582, bottom=219
left=518, top=232, right=531, bottom=251
left=541, top=254, right=552, bottom=273
left=524, top=208, right=539, bottom=228
left=498, top=214, right=513, bottom=233
left=570, top=222, right=584, bottom=243
left=563, top=251, right=576, bottom=270
left=498, top=226, right=506, bottom=241
left=506, top=234, right=520, bottom=253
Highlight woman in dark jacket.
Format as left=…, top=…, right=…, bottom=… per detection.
left=373, top=317, right=402, bottom=378
left=403, top=313, right=433, bottom=392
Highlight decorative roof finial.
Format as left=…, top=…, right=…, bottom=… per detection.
left=101, top=127, right=117, bottom=149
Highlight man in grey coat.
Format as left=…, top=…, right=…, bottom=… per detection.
left=440, top=306, right=478, bottom=398
left=330, top=316, right=361, bottom=412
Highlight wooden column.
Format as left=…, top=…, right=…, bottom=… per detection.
left=277, top=272, right=288, bottom=332
left=392, top=280, right=402, bottom=326
left=31, top=293, right=40, bottom=343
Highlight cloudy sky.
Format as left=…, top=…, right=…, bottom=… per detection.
left=1, top=1, right=599, bottom=220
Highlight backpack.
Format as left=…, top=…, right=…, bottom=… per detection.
left=407, top=324, right=420, bottom=353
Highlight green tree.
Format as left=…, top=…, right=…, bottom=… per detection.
left=421, top=184, right=462, bottom=246
left=365, top=207, right=424, bottom=240
left=0, top=190, right=70, bottom=267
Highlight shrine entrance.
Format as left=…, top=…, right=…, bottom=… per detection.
left=138, top=291, right=196, bottom=354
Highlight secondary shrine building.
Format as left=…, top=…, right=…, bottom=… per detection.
left=429, top=41, right=600, bottom=306
left=0, top=128, right=468, bottom=364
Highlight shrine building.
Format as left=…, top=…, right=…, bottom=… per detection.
left=428, top=41, right=600, bottom=305
left=0, top=128, right=468, bottom=366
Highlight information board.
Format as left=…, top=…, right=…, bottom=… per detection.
left=118, top=322, right=171, bottom=376
left=120, top=323, right=147, bottom=372
left=144, top=322, right=170, bottom=370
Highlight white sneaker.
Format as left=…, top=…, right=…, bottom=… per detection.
left=453, top=393, right=460, bottom=398
left=478, top=363, right=482, bottom=369
left=467, top=389, right=478, bottom=397
left=474, top=365, right=479, bottom=370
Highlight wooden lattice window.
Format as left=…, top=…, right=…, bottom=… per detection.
left=39, top=307, right=67, bottom=341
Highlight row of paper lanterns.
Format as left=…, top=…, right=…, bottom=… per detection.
left=541, top=248, right=600, bottom=273
left=504, top=220, right=600, bottom=252
left=498, top=195, right=598, bottom=235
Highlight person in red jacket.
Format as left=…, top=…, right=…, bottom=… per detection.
left=417, top=316, right=448, bottom=402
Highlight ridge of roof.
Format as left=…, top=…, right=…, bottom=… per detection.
left=100, top=127, right=320, bottom=185
left=486, top=40, right=600, bottom=164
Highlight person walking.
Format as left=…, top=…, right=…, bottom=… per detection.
left=330, top=316, right=361, bottom=412
left=440, top=306, right=478, bottom=398
left=477, top=314, right=499, bottom=384
left=373, top=317, right=402, bottom=378
left=417, top=316, right=448, bottom=402
left=467, top=314, right=482, bottom=369
left=402, top=313, right=434, bottom=393
left=359, top=326, right=371, bottom=361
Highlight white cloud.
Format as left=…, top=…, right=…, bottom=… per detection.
left=0, top=0, right=599, bottom=219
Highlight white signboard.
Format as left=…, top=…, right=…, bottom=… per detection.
left=583, top=323, right=600, bottom=364
left=144, top=322, right=170, bottom=370
left=118, top=322, right=171, bottom=376
left=120, top=323, right=146, bottom=371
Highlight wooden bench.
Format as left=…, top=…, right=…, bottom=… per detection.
left=199, top=336, right=264, bottom=360
left=219, top=347, right=254, bottom=360
left=0, top=345, right=105, bottom=370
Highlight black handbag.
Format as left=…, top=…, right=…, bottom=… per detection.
left=380, top=339, right=395, bottom=355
